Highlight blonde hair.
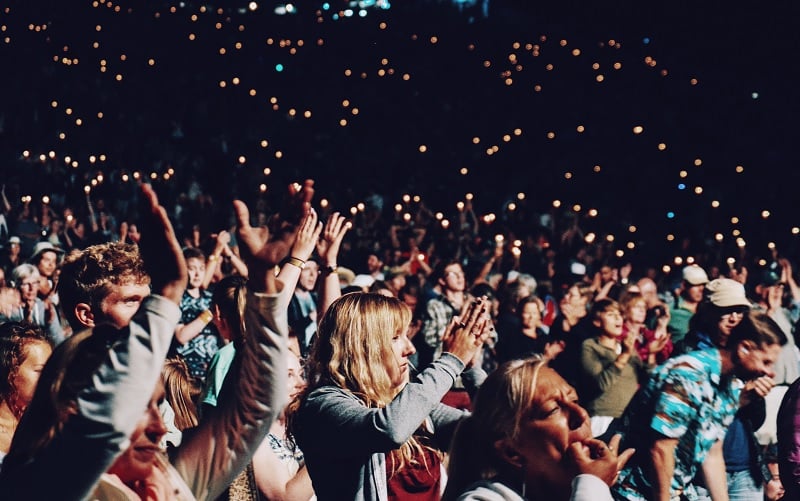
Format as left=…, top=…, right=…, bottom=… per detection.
left=162, top=357, right=201, bottom=431
left=288, top=292, right=432, bottom=473
left=443, top=356, right=548, bottom=501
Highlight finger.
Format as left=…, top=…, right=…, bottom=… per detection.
left=566, top=441, right=591, bottom=462
left=333, top=218, right=347, bottom=239
left=306, top=209, right=319, bottom=234
left=329, top=212, right=343, bottom=232
left=581, top=437, right=607, bottom=456
left=337, top=220, right=352, bottom=241
left=233, top=200, right=252, bottom=231
left=312, top=221, right=323, bottom=240
left=616, top=448, right=636, bottom=471
left=607, top=434, right=623, bottom=452
left=299, top=209, right=314, bottom=234
left=444, top=316, right=462, bottom=339
left=296, top=179, right=315, bottom=218
left=464, top=298, right=487, bottom=331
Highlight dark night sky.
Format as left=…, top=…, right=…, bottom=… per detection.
left=1, top=0, right=798, bottom=266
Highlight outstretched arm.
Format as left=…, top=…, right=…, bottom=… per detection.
left=315, top=211, right=350, bottom=318
left=174, top=182, right=313, bottom=500
left=0, top=183, right=186, bottom=500
left=277, top=208, right=323, bottom=311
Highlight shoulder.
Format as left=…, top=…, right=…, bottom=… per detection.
left=661, top=349, right=719, bottom=379
left=303, top=385, right=362, bottom=409
left=456, top=480, right=523, bottom=501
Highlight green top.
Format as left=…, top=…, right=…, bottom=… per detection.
left=580, top=337, right=647, bottom=418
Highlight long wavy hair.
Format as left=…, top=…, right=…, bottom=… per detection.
left=287, top=292, right=433, bottom=473
left=0, top=322, right=53, bottom=416
left=2, top=325, right=114, bottom=472
left=443, top=356, right=548, bottom=500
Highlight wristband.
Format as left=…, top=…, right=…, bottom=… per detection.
left=321, top=264, right=338, bottom=275
left=285, top=256, right=306, bottom=270
left=198, top=309, right=214, bottom=324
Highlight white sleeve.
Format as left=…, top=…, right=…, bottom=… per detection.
left=570, top=474, right=613, bottom=501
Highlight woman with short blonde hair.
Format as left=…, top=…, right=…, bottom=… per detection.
left=444, top=357, right=633, bottom=500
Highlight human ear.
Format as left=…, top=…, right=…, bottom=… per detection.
left=494, top=438, right=525, bottom=469
left=74, top=303, right=95, bottom=328
left=739, top=340, right=756, bottom=356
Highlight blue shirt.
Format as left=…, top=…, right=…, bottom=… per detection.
left=613, top=348, right=742, bottom=500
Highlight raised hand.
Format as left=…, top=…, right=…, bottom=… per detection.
left=268, top=179, right=315, bottom=238
left=441, top=297, right=491, bottom=365
left=137, top=183, right=187, bottom=305
left=290, top=209, right=323, bottom=263
left=648, top=332, right=670, bottom=354
left=316, top=211, right=350, bottom=265
left=233, top=180, right=316, bottom=292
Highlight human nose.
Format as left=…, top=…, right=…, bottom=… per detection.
left=403, top=335, right=416, bottom=356
left=147, top=404, right=168, bottom=436
left=564, top=399, right=589, bottom=430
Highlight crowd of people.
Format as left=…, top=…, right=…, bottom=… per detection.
left=0, top=177, right=799, bottom=501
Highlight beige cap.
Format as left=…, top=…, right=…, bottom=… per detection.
left=706, top=278, right=750, bottom=308
left=682, top=265, right=709, bottom=285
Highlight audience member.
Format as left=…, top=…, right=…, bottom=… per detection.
left=417, top=259, right=471, bottom=370
left=160, top=356, right=200, bottom=452
left=619, top=291, right=672, bottom=365
left=549, top=281, right=595, bottom=389
left=57, top=241, right=150, bottom=332
left=579, top=299, right=651, bottom=438
left=288, top=293, right=490, bottom=500
left=777, top=376, right=800, bottom=500
left=613, top=311, right=784, bottom=500
left=250, top=348, right=315, bottom=501
left=667, top=264, right=709, bottom=347
left=0, top=236, right=22, bottom=276
left=27, top=241, right=64, bottom=304
left=751, top=261, right=800, bottom=387
left=443, top=357, right=634, bottom=500
left=0, top=183, right=189, bottom=498
left=0, top=322, right=53, bottom=464
left=172, top=246, right=223, bottom=383
left=1, top=264, right=64, bottom=345
left=495, top=295, right=555, bottom=364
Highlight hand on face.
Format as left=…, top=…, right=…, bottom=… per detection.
left=566, top=434, right=635, bottom=486
left=740, top=374, right=776, bottom=407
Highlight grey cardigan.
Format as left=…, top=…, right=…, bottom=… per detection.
left=294, top=353, right=485, bottom=501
